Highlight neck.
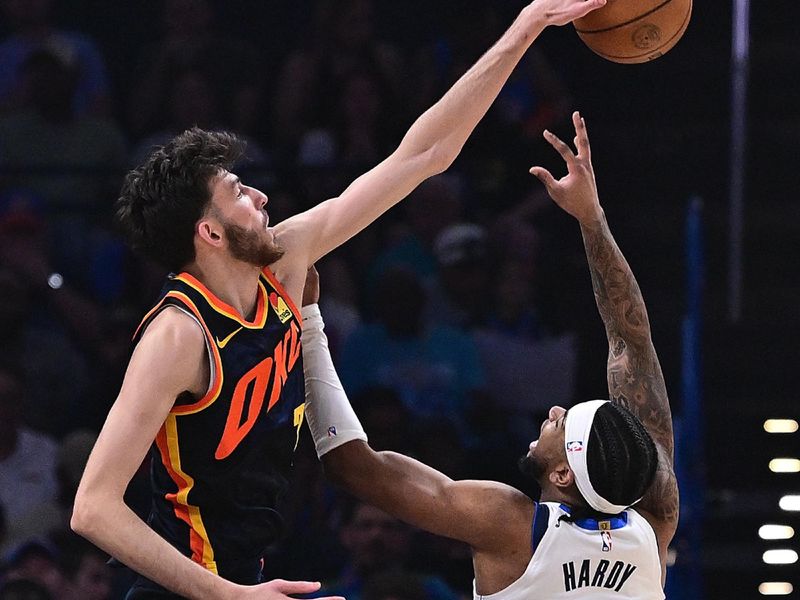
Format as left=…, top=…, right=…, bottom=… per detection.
left=538, top=483, right=583, bottom=508
left=184, top=257, right=263, bottom=319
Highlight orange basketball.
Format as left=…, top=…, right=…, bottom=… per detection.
left=574, top=0, right=692, bottom=64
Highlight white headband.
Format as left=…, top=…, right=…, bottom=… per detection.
left=564, top=400, right=634, bottom=514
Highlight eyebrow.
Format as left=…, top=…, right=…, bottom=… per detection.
left=229, top=176, right=240, bottom=188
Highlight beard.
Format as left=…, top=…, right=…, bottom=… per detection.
left=223, top=219, right=284, bottom=267
left=518, top=452, right=546, bottom=481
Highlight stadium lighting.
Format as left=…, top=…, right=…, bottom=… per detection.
left=759, top=525, right=795, bottom=540
left=762, top=550, right=798, bottom=565
left=779, top=495, right=800, bottom=512
left=759, top=582, right=793, bottom=595
left=769, top=459, right=800, bottom=473
left=763, top=419, right=799, bottom=433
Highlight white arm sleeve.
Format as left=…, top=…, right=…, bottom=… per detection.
left=301, top=303, right=367, bottom=458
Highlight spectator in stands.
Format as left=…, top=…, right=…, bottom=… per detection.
left=272, top=0, right=406, bottom=154
left=338, top=268, right=485, bottom=443
left=0, top=0, right=111, bottom=117
left=426, top=223, right=490, bottom=330
left=126, top=0, right=264, bottom=138
left=3, top=431, right=97, bottom=554
left=0, top=369, right=58, bottom=554
left=351, top=387, right=412, bottom=454
left=0, top=47, right=126, bottom=209
left=0, top=193, right=99, bottom=435
left=484, top=258, right=545, bottom=340
left=0, top=539, right=63, bottom=598
left=366, top=175, right=464, bottom=302
left=129, top=67, right=270, bottom=171
left=316, top=256, right=362, bottom=358
left=297, top=65, right=395, bottom=171
left=321, top=500, right=460, bottom=600
left=52, top=532, right=112, bottom=600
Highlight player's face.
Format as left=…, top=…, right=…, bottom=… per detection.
left=519, top=406, right=567, bottom=481
left=208, top=171, right=283, bottom=266
left=211, top=170, right=270, bottom=231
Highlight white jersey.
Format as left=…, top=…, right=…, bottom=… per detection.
left=474, top=502, right=664, bottom=600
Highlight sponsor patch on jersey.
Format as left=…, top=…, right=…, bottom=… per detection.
left=269, top=292, right=293, bottom=323
left=566, top=440, right=584, bottom=452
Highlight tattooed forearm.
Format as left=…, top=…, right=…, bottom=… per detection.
left=579, top=213, right=678, bottom=528
left=580, top=214, right=674, bottom=459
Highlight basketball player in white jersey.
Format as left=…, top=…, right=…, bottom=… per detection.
left=300, top=111, right=678, bottom=599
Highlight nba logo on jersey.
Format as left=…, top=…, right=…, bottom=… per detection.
left=566, top=440, right=584, bottom=452
left=601, top=530, right=613, bottom=552
left=269, top=292, right=293, bottom=323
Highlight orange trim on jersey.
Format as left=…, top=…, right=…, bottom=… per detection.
left=165, top=292, right=224, bottom=416
left=155, top=416, right=218, bottom=573
left=173, top=272, right=269, bottom=328
left=132, top=295, right=171, bottom=341
left=261, top=267, right=302, bottom=323
left=132, top=292, right=223, bottom=416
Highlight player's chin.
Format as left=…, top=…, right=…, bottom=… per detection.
left=519, top=449, right=547, bottom=481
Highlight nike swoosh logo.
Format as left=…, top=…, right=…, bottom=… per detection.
left=216, top=326, right=243, bottom=348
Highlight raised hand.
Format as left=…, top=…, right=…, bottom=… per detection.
left=529, top=110, right=602, bottom=224
left=535, top=0, right=607, bottom=27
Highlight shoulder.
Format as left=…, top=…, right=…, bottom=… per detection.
left=141, top=304, right=205, bottom=344
left=632, top=444, right=679, bottom=561
left=451, top=480, right=535, bottom=552
left=136, top=305, right=208, bottom=374
left=126, top=306, right=209, bottom=399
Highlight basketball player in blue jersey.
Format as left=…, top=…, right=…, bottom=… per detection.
left=301, top=112, right=678, bottom=599
left=70, top=2, right=606, bottom=598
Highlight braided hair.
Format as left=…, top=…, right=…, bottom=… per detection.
left=560, top=402, right=659, bottom=523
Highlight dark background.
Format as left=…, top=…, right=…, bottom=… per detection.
left=0, top=1, right=798, bottom=598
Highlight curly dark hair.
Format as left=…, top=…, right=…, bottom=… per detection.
left=587, top=401, right=659, bottom=508
left=116, top=128, right=246, bottom=272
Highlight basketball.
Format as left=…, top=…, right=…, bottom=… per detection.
left=574, top=0, right=692, bottom=64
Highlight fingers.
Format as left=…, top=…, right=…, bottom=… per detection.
left=568, top=0, right=607, bottom=22
left=272, top=580, right=322, bottom=595
left=529, top=166, right=556, bottom=190
left=542, top=129, right=575, bottom=165
left=573, top=111, right=591, bottom=158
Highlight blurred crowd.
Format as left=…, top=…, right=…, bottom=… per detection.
left=0, top=1, right=602, bottom=598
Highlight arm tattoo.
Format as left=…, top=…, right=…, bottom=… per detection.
left=581, top=214, right=678, bottom=523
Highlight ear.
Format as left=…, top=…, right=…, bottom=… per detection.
left=549, top=461, right=574, bottom=489
left=196, top=216, right=224, bottom=248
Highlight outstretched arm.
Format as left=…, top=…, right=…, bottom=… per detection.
left=299, top=271, right=532, bottom=552
left=530, top=112, right=678, bottom=532
left=278, top=0, right=606, bottom=266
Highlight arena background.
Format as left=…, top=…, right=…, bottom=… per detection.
left=0, top=1, right=797, bottom=598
